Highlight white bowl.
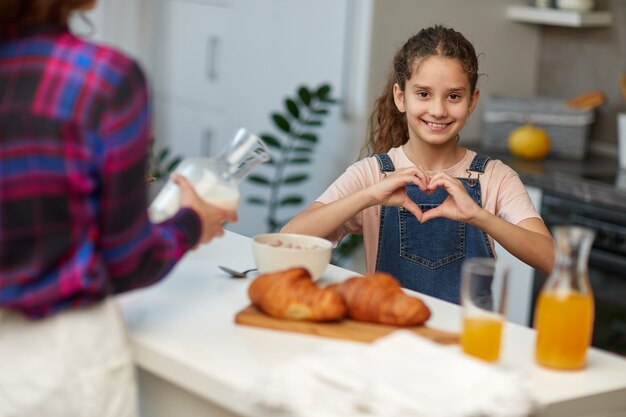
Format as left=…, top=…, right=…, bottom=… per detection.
left=252, top=233, right=333, bottom=281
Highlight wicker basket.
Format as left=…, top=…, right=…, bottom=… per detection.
left=482, top=96, right=595, bottom=160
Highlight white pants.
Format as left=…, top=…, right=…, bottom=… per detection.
left=0, top=298, right=138, bottom=417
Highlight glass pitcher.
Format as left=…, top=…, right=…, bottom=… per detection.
left=149, top=128, right=270, bottom=222
left=534, top=225, right=595, bottom=370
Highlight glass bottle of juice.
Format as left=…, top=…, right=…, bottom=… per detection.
left=149, top=128, right=270, bottom=222
left=534, top=226, right=595, bottom=370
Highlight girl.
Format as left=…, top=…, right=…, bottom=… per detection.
left=0, top=1, right=236, bottom=416
left=282, top=25, right=553, bottom=303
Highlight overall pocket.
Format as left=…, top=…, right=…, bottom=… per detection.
left=398, top=205, right=465, bottom=269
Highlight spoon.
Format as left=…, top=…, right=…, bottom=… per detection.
left=218, top=265, right=257, bottom=278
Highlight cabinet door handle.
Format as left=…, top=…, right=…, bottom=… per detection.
left=202, top=128, right=214, bottom=157
left=206, top=36, right=220, bottom=82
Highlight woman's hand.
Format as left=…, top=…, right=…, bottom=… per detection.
left=172, top=173, right=238, bottom=244
left=371, top=167, right=430, bottom=221
left=420, top=172, right=482, bottom=223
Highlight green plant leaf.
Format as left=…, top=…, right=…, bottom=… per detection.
left=303, top=120, right=322, bottom=127
left=317, top=83, right=331, bottom=98
left=157, top=147, right=170, bottom=163
left=247, top=174, right=272, bottom=185
left=165, top=157, right=182, bottom=173
left=261, top=134, right=282, bottom=149
left=284, top=173, right=309, bottom=184
left=285, top=99, right=300, bottom=119
left=298, top=133, right=318, bottom=143
left=272, top=113, right=291, bottom=133
left=287, top=157, right=311, bottom=164
left=311, top=108, right=329, bottom=115
left=247, top=196, right=267, bottom=205
left=279, top=195, right=304, bottom=206
left=298, top=86, right=312, bottom=106
left=320, top=97, right=339, bottom=104
left=293, top=146, right=314, bottom=153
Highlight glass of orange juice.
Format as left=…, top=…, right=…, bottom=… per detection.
left=460, top=258, right=509, bottom=363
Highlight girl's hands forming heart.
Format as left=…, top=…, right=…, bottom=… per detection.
left=371, top=167, right=430, bottom=222
left=420, top=172, right=481, bottom=223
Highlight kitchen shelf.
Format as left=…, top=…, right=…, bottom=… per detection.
left=506, top=5, right=613, bottom=27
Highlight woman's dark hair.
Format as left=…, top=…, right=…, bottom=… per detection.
left=364, top=25, right=480, bottom=155
left=0, top=0, right=94, bottom=26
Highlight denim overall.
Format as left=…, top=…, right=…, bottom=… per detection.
left=374, top=153, right=494, bottom=304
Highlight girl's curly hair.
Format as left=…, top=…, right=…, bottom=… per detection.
left=364, top=25, right=480, bottom=156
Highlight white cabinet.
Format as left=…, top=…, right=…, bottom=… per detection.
left=153, top=101, right=225, bottom=159
left=147, top=0, right=233, bottom=159
left=496, top=185, right=543, bottom=326
left=151, top=0, right=231, bottom=108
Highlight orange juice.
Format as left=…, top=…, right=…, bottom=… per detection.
left=534, top=290, right=594, bottom=370
left=461, top=316, right=503, bottom=362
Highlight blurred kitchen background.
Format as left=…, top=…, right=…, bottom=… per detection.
left=72, top=0, right=625, bottom=237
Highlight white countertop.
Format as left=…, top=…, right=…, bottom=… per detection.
left=117, top=231, right=626, bottom=417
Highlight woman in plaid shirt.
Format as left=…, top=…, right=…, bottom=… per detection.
left=0, top=1, right=237, bottom=415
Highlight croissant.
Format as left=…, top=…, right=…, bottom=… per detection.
left=329, top=273, right=431, bottom=326
left=248, top=267, right=346, bottom=322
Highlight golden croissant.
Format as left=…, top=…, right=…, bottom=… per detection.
left=248, top=267, right=346, bottom=322
left=329, top=273, right=431, bottom=326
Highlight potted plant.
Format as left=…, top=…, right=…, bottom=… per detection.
left=246, top=82, right=362, bottom=266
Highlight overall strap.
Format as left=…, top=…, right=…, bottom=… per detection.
left=374, top=153, right=396, bottom=175
left=465, top=153, right=491, bottom=188
left=467, top=153, right=491, bottom=173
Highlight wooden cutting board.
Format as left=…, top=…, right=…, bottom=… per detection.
left=235, top=305, right=459, bottom=345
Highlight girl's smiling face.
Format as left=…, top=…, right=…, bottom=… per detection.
left=393, top=55, right=479, bottom=147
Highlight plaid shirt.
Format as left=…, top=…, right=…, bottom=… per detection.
left=0, top=25, right=201, bottom=318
